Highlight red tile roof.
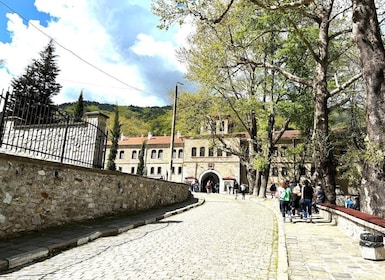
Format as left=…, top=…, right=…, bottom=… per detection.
left=108, top=135, right=185, bottom=146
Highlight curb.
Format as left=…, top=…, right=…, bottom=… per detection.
left=251, top=197, right=289, bottom=280
left=1, top=198, right=205, bottom=273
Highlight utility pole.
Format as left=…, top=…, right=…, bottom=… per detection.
left=168, top=82, right=183, bottom=181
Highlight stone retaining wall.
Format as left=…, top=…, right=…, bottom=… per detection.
left=0, top=153, right=190, bottom=239
left=318, top=204, right=385, bottom=240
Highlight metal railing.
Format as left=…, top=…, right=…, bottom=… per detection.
left=0, top=89, right=107, bottom=169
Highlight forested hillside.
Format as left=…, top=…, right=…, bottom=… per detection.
left=59, top=101, right=172, bottom=137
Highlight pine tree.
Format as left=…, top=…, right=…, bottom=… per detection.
left=11, top=39, right=61, bottom=123
left=136, top=140, right=146, bottom=175
left=74, top=90, right=84, bottom=121
left=106, top=106, right=121, bottom=171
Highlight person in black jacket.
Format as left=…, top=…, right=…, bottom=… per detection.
left=302, top=180, right=314, bottom=223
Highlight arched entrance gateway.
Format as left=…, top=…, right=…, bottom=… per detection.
left=200, top=171, right=220, bottom=193
left=198, top=170, right=234, bottom=193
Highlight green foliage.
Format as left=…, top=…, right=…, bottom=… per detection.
left=106, top=106, right=121, bottom=171
left=136, top=141, right=147, bottom=176
left=60, top=101, right=172, bottom=137
left=73, top=90, right=84, bottom=121
left=10, top=40, right=62, bottom=124
left=11, top=40, right=61, bottom=104
left=253, top=154, right=269, bottom=171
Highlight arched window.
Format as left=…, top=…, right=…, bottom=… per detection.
left=191, top=147, right=197, bottom=157
left=119, top=151, right=125, bottom=159
left=151, top=150, right=156, bottom=159
left=217, top=149, right=223, bottom=157
left=157, top=167, right=162, bottom=174
left=150, top=167, right=155, bottom=174
left=281, top=167, right=288, bottom=176
left=158, top=149, right=163, bottom=159
left=200, top=147, right=205, bottom=157
left=178, top=149, right=183, bottom=158
left=131, top=150, right=137, bottom=159
left=272, top=167, right=278, bottom=176
left=208, top=147, right=214, bottom=157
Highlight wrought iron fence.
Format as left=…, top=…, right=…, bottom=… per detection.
left=0, top=89, right=107, bottom=169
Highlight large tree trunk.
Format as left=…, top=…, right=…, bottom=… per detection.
left=312, top=2, right=336, bottom=204
left=247, top=166, right=258, bottom=195
left=259, top=165, right=270, bottom=198
left=352, top=0, right=385, bottom=217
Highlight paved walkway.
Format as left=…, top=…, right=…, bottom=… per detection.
left=0, top=193, right=384, bottom=279
left=268, top=197, right=385, bottom=280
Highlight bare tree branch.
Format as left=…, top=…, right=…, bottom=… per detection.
left=249, top=0, right=313, bottom=10
left=329, top=73, right=363, bottom=97
left=239, top=57, right=313, bottom=87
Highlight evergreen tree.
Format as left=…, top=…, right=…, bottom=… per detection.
left=136, top=140, right=146, bottom=175
left=11, top=39, right=61, bottom=123
left=74, top=90, right=84, bottom=121
left=12, top=39, right=61, bottom=103
left=106, top=106, right=121, bottom=171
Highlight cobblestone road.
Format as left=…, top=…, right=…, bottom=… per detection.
left=1, top=194, right=278, bottom=280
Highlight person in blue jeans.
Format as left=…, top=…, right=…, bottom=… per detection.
left=302, top=180, right=314, bottom=223
left=278, top=181, right=292, bottom=222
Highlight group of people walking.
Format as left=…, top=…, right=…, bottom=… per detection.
left=272, top=180, right=325, bottom=223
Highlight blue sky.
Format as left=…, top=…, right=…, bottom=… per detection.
left=0, top=0, right=192, bottom=106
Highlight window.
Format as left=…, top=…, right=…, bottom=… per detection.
left=217, top=149, right=223, bottom=157
left=178, top=166, right=182, bottom=174
left=150, top=167, right=155, bottom=174
left=208, top=147, right=214, bottom=157
left=280, top=146, right=287, bottom=157
left=226, top=151, right=231, bottom=157
left=151, top=150, right=156, bottom=159
left=219, top=120, right=225, bottom=132
left=200, top=147, right=205, bottom=157
left=191, top=147, right=197, bottom=157
left=119, top=151, right=124, bottom=159
left=118, top=166, right=122, bottom=171
left=171, top=166, right=175, bottom=174
left=281, top=167, right=288, bottom=176
left=157, top=167, right=162, bottom=174
left=272, top=147, right=278, bottom=157
left=172, top=149, right=176, bottom=159
left=131, top=167, right=135, bottom=174
left=131, top=150, right=137, bottom=159
left=158, top=150, right=163, bottom=159
left=272, top=167, right=278, bottom=176
left=178, top=149, right=183, bottom=158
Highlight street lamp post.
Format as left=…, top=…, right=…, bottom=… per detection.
left=168, top=82, right=183, bottom=181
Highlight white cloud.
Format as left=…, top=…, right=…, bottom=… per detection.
left=0, top=0, right=191, bottom=106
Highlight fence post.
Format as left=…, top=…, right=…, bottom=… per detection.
left=0, top=90, right=10, bottom=146
left=60, top=115, right=70, bottom=163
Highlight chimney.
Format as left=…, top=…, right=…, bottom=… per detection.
left=148, top=132, right=152, bottom=140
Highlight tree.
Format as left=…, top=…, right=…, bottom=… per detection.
left=73, top=90, right=84, bottom=121
left=153, top=0, right=363, bottom=203
left=136, top=140, right=147, bottom=175
left=352, top=0, right=385, bottom=217
left=10, top=39, right=62, bottom=123
left=106, top=106, right=121, bottom=171
left=12, top=39, right=61, bottom=104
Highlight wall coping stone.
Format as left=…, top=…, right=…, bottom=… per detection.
left=318, top=203, right=385, bottom=236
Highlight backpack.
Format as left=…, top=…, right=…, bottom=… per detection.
left=278, top=187, right=286, bottom=199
